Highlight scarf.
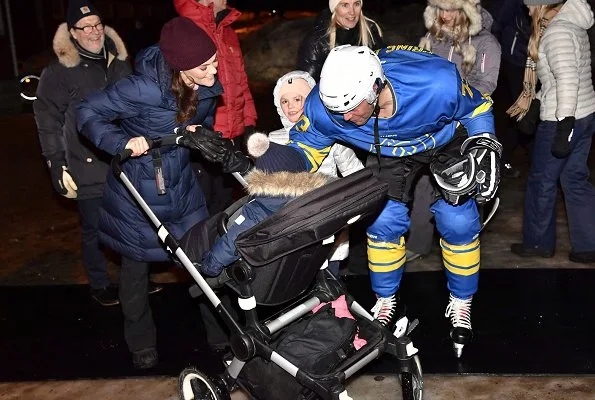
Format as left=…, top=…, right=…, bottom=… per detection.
left=506, top=10, right=557, bottom=121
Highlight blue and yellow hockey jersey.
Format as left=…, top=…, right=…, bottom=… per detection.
left=287, top=46, right=495, bottom=172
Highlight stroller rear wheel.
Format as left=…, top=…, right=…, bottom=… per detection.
left=399, top=355, right=423, bottom=400
left=178, top=367, right=230, bottom=400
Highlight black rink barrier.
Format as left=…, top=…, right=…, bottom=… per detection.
left=1, top=269, right=595, bottom=381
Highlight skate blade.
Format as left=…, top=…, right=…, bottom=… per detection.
left=453, top=342, right=464, bottom=358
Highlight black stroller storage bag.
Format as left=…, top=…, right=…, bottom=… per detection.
left=240, top=303, right=358, bottom=400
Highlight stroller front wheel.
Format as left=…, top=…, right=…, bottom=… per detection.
left=178, top=367, right=230, bottom=400
left=399, top=354, right=423, bottom=400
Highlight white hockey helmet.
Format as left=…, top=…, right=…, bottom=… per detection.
left=319, top=45, right=385, bottom=113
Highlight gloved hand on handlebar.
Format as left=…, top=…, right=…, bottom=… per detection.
left=221, top=143, right=253, bottom=174
left=46, top=155, right=78, bottom=199
left=177, top=126, right=229, bottom=163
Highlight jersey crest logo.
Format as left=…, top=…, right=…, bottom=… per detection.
left=295, top=114, right=310, bottom=132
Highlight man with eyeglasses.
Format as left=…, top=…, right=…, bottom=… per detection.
left=34, top=0, right=163, bottom=306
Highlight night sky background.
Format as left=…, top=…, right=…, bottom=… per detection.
left=0, top=0, right=409, bottom=79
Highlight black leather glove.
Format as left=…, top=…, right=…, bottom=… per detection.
left=517, top=99, right=540, bottom=136
left=46, top=155, right=78, bottom=199
left=178, top=126, right=228, bottom=163
left=460, top=134, right=503, bottom=204
left=222, top=149, right=253, bottom=174
left=552, top=116, right=575, bottom=158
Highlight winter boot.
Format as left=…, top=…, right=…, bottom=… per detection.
left=132, top=347, right=158, bottom=369
left=445, top=293, right=473, bottom=358
left=371, top=293, right=408, bottom=338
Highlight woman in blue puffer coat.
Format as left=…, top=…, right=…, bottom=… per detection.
left=77, top=17, right=223, bottom=369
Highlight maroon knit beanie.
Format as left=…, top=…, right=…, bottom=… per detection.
left=159, top=17, right=217, bottom=71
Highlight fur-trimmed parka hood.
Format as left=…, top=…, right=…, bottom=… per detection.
left=52, top=22, right=128, bottom=68
left=245, top=170, right=331, bottom=198
left=423, top=0, right=482, bottom=36
left=419, top=4, right=496, bottom=83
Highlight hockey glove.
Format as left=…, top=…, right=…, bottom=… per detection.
left=460, top=133, right=503, bottom=204
left=430, top=153, right=478, bottom=206
left=178, top=126, right=228, bottom=163
left=47, top=156, right=78, bottom=199
left=551, top=117, right=574, bottom=158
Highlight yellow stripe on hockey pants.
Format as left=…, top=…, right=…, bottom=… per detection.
left=441, top=238, right=480, bottom=299
left=368, top=236, right=406, bottom=297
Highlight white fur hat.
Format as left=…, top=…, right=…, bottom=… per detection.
left=423, top=0, right=482, bottom=36
left=329, top=0, right=363, bottom=12
left=420, top=0, right=481, bottom=69
left=273, top=70, right=316, bottom=131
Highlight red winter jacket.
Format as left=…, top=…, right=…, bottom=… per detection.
left=174, top=0, right=257, bottom=139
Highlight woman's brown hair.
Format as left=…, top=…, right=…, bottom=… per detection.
left=528, top=3, right=563, bottom=62
left=171, top=71, right=198, bottom=123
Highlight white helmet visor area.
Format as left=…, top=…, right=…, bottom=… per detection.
left=319, top=45, right=385, bottom=113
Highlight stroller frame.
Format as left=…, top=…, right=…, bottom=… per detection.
left=111, top=141, right=423, bottom=400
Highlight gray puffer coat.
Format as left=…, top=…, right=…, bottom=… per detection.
left=419, top=8, right=501, bottom=95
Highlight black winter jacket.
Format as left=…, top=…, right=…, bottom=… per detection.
left=296, top=9, right=384, bottom=82
left=34, top=24, right=131, bottom=199
left=490, top=0, right=531, bottom=67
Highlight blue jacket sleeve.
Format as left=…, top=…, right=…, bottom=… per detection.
left=76, top=75, right=160, bottom=155
left=286, top=96, right=336, bottom=172
left=201, top=201, right=262, bottom=276
left=453, top=76, right=496, bottom=137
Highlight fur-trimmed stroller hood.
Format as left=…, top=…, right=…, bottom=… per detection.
left=52, top=22, right=128, bottom=68
left=245, top=170, right=332, bottom=198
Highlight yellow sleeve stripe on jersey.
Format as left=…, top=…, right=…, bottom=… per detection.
left=471, top=99, right=493, bottom=118
left=295, top=142, right=331, bottom=172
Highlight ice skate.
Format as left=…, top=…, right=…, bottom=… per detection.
left=445, top=293, right=473, bottom=358
left=371, top=293, right=409, bottom=338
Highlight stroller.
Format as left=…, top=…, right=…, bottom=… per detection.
left=111, top=138, right=423, bottom=400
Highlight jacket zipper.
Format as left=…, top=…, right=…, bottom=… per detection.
left=511, top=32, right=518, bottom=56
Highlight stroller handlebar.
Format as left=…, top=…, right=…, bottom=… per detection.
left=111, top=135, right=182, bottom=177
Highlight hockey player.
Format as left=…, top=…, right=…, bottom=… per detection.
left=283, top=44, right=502, bottom=357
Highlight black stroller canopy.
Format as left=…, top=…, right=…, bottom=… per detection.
left=235, top=168, right=388, bottom=267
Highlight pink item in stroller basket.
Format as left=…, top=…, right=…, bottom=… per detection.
left=312, top=294, right=367, bottom=350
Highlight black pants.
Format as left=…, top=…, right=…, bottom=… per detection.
left=77, top=197, right=110, bottom=289
left=406, top=174, right=436, bottom=255
left=119, top=257, right=156, bottom=353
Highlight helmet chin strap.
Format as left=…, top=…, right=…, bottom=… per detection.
left=372, top=77, right=385, bottom=170
left=373, top=104, right=381, bottom=170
